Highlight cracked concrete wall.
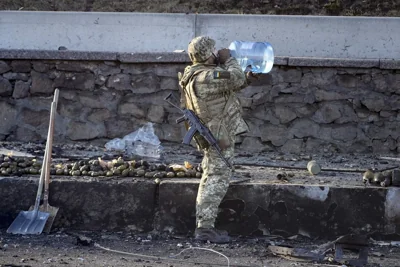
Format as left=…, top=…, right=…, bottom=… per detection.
left=157, top=181, right=389, bottom=238
left=1, top=177, right=398, bottom=238
left=385, top=189, right=400, bottom=234
left=0, top=177, right=156, bottom=231
left=0, top=55, right=399, bottom=154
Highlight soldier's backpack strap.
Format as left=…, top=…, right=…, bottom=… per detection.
left=177, top=72, right=186, bottom=109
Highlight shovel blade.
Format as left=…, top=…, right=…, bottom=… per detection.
left=43, top=205, right=60, bottom=234
left=29, top=204, right=60, bottom=233
left=6, top=210, right=50, bottom=235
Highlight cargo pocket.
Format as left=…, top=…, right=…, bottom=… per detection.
left=208, top=119, right=231, bottom=151
left=194, top=133, right=210, bottom=150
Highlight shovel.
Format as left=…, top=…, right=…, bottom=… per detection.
left=7, top=90, right=59, bottom=235
left=34, top=89, right=60, bottom=233
left=41, top=90, right=60, bottom=233
left=6, top=155, right=50, bottom=234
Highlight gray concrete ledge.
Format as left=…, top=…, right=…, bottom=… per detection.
left=0, top=49, right=118, bottom=61
left=0, top=49, right=190, bottom=63
left=1, top=176, right=399, bottom=238
left=118, top=52, right=190, bottom=63
left=1, top=49, right=399, bottom=69
left=380, top=59, right=400, bottom=70
left=273, top=56, right=288, bottom=66
left=288, top=57, right=380, bottom=68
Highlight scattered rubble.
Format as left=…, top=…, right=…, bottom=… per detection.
left=2, top=229, right=400, bottom=267
left=2, top=141, right=400, bottom=188
left=363, top=169, right=400, bottom=188
left=0, top=154, right=203, bottom=179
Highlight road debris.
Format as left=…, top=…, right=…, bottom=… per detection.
left=363, top=168, right=400, bottom=187
left=332, top=234, right=368, bottom=267
left=105, top=122, right=163, bottom=159
left=268, top=245, right=325, bottom=262
left=0, top=155, right=203, bottom=179
left=307, top=160, right=321, bottom=175
left=268, top=234, right=369, bottom=267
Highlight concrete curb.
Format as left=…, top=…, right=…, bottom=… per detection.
left=0, top=177, right=156, bottom=232
left=157, top=180, right=398, bottom=238
left=288, top=57, right=380, bottom=68
left=1, top=49, right=400, bottom=69
left=1, top=176, right=399, bottom=238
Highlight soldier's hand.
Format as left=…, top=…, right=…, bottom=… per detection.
left=246, top=71, right=262, bottom=82
left=217, top=48, right=231, bottom=64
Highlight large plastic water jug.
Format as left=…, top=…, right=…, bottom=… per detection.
left=229, top=41, right=274, bottom=73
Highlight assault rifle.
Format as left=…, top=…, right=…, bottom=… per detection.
left=164, top=93, right=233, bottom=169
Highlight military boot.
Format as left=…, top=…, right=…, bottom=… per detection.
left=194, top=227, right=231, bottom=243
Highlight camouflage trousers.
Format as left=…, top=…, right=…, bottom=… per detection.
left=196, top=140, right=235, bottom=229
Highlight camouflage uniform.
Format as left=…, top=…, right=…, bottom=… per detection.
left=179, top=36, right=249, bottom=229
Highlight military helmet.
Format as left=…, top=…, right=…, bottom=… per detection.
left=188, top=36, right=216, bottom=63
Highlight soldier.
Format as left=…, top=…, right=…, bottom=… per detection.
left=178, top=36, right=256, bottom=243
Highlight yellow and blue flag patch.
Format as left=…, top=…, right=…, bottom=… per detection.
left=213, top=71, right=230, bottom=79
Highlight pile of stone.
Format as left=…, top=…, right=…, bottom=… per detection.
left=0, top=155, right=202, bottom=179
left=363, top=169, right=400, bottom=187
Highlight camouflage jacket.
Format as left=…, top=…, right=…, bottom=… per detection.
left=179, top=57, right=249, bottom=146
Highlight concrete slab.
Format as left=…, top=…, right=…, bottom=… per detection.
left=0, top=173, right=398, bottom=238
left=0, top=49, right=118, bottom=61
left=196, top=14, right=400, bottom=59
left=157, top=179, right=390, bottom=238
left=1, top=11, right=399, bottom=59
left=0, top=177, right=156, bottom=232
left=118, top=52, right=190, bottom=63
left=288, top=57, right=380, bottom=68
left=380, top=59, right=400, bottom=70
left=2, top=50, right=399, bottom=70
left=0, top=11, right=195, bottom=53
left=385, top=188, right=400, bottom=233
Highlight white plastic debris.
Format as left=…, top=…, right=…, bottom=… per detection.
left=105, top=122, right=163, bottom=159
left=391, top=241, right=400, bottom=247
left=104, top=138, right=125, bottom=152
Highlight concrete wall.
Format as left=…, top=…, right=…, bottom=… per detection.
left=1, top=176, right=398, bottom=238
left=0, top=51, right=399, bottom=154
left=196, top=14, right=400, bottom=59
left=0, top=11, right=195, bottom=53
left=1, top=11, right=400, bottom=59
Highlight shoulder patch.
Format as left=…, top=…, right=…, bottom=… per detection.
left=213, top=71, right=231, bottom=79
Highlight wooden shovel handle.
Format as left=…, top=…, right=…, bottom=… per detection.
left=43, top=89, right=59, bottom=208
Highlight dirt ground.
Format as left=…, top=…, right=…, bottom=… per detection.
left=2, top=229, right=400, bottom=267
left=0, top=0, right=399, bottom=16
left=2, top=141, right=400, bottom=267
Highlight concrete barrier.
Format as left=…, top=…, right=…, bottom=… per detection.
left=196, top=14, right=400, bottom=59
left=157, top=180, right=392, bottom=238
left=0, top=11, right=195, bottom=53
left=1, top=11, right=399, bottom=59
left=1, top=176, right=398, bottom=238
left=0, top=51, right=399, bottom=153
left=0, top=177, right=156, bottom=232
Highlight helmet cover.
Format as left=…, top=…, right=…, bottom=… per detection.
left=188, top=36, right=216, bottom=63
